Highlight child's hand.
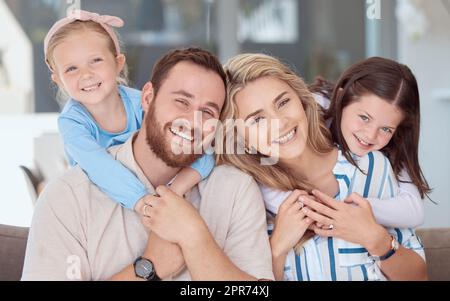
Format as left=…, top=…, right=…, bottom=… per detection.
left=135, top=195, right=147, bottom=213
left=135, top=195, right=153, bottom=230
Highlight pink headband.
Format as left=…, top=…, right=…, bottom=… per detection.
left=44, top=10, right=124, bottom=69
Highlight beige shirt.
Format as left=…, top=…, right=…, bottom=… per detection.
left=22, top=137, right=274, bottom=281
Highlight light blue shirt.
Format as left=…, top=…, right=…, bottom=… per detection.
left=58, top=85, right=215, bottom=210
left=264, top=150, right=425, bottom=281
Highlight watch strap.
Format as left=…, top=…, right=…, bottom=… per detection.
left=369, top=236, right=399, bottom=262
left=133, top=257, right=161, bottom=281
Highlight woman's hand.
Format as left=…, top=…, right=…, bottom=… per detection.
left=300, top=190, right=388, bottom=250
left=270, top=190, right=314, bottom=258
left=142, top=186, right=207, bottom=247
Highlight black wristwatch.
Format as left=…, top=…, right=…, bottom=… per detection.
left=133, top=257, right=161, bottom=281
left=368, top=236, right=400, bottom=262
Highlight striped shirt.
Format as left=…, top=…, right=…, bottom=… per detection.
left=264, top=150, right=425, bottom=281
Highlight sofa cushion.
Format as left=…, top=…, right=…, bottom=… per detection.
left=417, top=228, right=450, bottom=281
left=0, top=224, right=29, bottom=281
left=0, top=224, right=448, bottom=281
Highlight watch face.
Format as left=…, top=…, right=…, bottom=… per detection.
left=135, top=258, right=154, bottom=279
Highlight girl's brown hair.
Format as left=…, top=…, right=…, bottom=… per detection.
left=311, top=57, right=431, bottom=199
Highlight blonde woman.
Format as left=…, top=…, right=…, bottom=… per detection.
left=218, top=53, right=427, bottom=281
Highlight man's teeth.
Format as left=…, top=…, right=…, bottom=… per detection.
left=274, top=128, right=296, bottom=145
left=82, top=83, right=101, bottom=92
left=170, top=127, right=194, bottom=142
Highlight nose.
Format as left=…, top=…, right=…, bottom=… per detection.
left=365, top=124, right=378, bottom=141
left=266, top=113, right=289, bottom=142
left=175, top=110, right=203, bottom=136
left=80, top=66, right=94, bottom=80
left=277, top=118, right=290, bottom=133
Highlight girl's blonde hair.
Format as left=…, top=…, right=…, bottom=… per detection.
left=45, top=20, right=129, bottom=105
left=218, top=53, right=334, bottom=249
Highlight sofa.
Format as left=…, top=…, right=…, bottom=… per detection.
left=1, top=224, right=449, bottom=281
left=0, top=224, right=29, bottom=281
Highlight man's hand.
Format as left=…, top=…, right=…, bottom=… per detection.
left=137, top=194, right=187, bottom=279
left=135, top=195, right=152, bottom=230
left=144, top=186, right=207, bottom=247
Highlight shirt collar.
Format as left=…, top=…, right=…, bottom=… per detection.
left=111, top=134, right=156, bottom=195
left=111, top=134, right=188, bottom=197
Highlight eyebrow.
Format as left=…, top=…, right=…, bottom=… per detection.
left=274, top=92, right=289, bottom=104
left=244, top=91, right=289, bottom=121
left=172, top=90, right=194, bottom=98
left=173, top=91, right=221, bottom=114
left=61, top=62, right=76, bottom=70
left=205, top=102, right=221, bottom=115
left=363, top=111, right=374, bottom=120
left=362, top=110, right=397, bottom=129
left=61, top=53, right=105, bottom=68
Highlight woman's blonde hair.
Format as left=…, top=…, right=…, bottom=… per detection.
left=45, top=20, right=129, bottom=105
left=219, top=53, right=333, bottom=191
left=218, top=53, right=334, bottom=249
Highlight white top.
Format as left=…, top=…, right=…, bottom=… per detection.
left=263, top=150, right=425, bottom=281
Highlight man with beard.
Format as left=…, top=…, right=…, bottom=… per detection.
left=21, top=48, right=274, bottom=281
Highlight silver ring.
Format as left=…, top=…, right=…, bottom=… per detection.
left=298, top=201, right=304, bottom=210
left=328, top=224, right=335, bottom=230
left=143, top=204, right=151, bottom=217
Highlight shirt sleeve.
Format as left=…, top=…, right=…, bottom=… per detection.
left=21, top=179, right=91, bottom=281
left=367, top=168, right=425, bottom=228
left=58, top=116, right=148, bottom=210
left=189, top=154, right=216, bottom=180
left=258, top=184, right=292, bottom=215
left=223, top=176, right=275, bottom=280
left=313, top=93, right=331, bottom=110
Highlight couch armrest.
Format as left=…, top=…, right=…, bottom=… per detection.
left=0, top=224, right=29, bottom=281
left=417, top=228, right=450, bottom=281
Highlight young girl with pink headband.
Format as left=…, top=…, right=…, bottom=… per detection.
left=44, top=10, right=215, bottom=216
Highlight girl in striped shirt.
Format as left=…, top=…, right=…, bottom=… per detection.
left=220, top=53, right=427, bottom=281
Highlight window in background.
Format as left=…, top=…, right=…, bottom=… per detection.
left=238, top=0, right=299, bottom=44
left=237, top=0, right=367, bottom=83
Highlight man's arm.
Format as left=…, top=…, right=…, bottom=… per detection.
left=145, top=176, right=274, bottom=281
left=110, top=232, right=185, bottom=281
left=179, top=224, right=257, bottom=281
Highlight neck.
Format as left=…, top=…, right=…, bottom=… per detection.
left=84, top=88, right=126, bottom=133
left=84, top=87, right=122, bottom=116
left=281, top=145, right=338, bottom=187
left=133, top=127, right=181, bottom=188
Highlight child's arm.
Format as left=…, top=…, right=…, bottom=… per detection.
left=170, top=154, right=215, bottom=196
left=258, top=184, right=293, bottom=215
left=367, top=169, right=425, bottom=228
left=59, top=116, right=148, bottom=210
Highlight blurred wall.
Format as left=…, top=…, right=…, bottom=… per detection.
left=398, top=0, right=450, bottom=228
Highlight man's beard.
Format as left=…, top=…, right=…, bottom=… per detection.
left=145, top=101, right=200, bottom=168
